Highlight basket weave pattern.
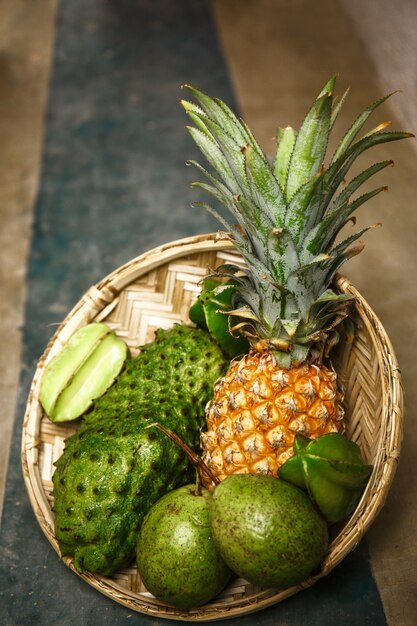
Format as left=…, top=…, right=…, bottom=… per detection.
left=21, top=234, right=403, bottom=621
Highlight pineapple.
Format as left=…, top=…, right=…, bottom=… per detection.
left=181, top=77, right=411, bottom=484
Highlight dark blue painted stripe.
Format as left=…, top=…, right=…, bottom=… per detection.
left=0, top=1, right=387, bottom=624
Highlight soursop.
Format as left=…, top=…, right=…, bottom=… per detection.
left=52, top=325, right=227, bottom=576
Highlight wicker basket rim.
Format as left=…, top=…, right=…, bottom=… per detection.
left=21, top=232, right=404, bottom=621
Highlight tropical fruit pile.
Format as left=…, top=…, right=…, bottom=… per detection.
left=48, top=325, right=227, bottom=575
left=39, top=76, right=410, bottom=610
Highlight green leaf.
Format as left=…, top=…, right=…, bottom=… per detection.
left=273, top=343, right=310, bottom=368
left=197, top=114, right=249, bottom=191
left=274, top=126, right=297, bottom=191
left=330, top=87, right=350, bottom=129
left=187, top=159, right=235, bottom=204
left=186, top=126, right=238, bottom=192
left=331, top=160, right=393, bottom=213
left=322, top=186, right=386, bottom=251
left=191, top=201, right=251, bottom=257
left=330, top=91, right=397, bottom=165
left=323, top=130, right=412, bottom=214
left=307, top=290, right=353, bottom=325
left=191, top=181, right=229, bottom=208
left=181, top=101, right=209, bottom=134
left=243, top=144, right=287, bottom=226
left=183, top=86, right=250, bottom=149
left=286, top=91, right=332, bottom=201
left=318, top=75, right=337, bottom=97
left=291, top=252, right=332, bottom=278
left=191, top=200, right=233, bottom=232
left=231, top=195, right=272, bottom=255
left=330, top=224, right=380, bottom=259
left=297, top=173, right=328, bottom=234
left=266, top=227, right=300, bottom=286
left=315, top=241, right=366, bottom=292
left=183, top=80, right=412, bottom=353
left=312, top=289, right=353, bottom=305
left=304, top=185, right=387, bottom=257
left=187, top=160, right=250, bottom=234
left=285, top=172, right=323, bottom=243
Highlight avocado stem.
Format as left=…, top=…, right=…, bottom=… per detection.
left=145, top=422, right=220, bottom=488
left=194, top=471, right=203, bottom=497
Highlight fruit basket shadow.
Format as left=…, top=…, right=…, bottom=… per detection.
left=21, top=232, right=403, bottom=622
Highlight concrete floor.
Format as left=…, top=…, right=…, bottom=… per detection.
left=0, top=0, right=57, bottom=508
left=212, top=7, right=417, bottom=623
left=1, top=1, right=416, bottom=624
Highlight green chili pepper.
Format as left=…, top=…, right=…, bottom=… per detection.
left=189, top=278, right=249, bottom=358
left=188, top=277, right=219, bottom=330
left=278, top=433, right=372, bottom=523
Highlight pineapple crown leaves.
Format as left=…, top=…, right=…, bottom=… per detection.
left=181, top=79, right=413, bottom=365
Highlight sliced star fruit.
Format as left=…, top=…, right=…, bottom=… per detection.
left=39, top=322, right=128, bottom=422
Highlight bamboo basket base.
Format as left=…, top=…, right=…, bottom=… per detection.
left=21, top=233, right=403, bottom=621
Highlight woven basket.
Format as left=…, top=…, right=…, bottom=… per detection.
left=21, top=233, right=403, bottom=621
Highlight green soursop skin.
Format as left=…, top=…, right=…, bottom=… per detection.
left=52, top=325, right=227, bottom=576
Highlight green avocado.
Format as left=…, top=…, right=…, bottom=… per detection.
left=137, top=484, right=232, bottom=609
left=210, top=474, right=328, bottom=589
left=52, top=325, right=227, bottom=576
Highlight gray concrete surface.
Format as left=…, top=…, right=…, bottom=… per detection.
left=0, top=0, right=57, bottom=509
left=341, top=0, right=417, bottom=138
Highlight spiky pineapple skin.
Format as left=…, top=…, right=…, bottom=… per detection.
left=52, top=325, right=227, bottom=576
left=201, top=351, right=344, bottom=486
